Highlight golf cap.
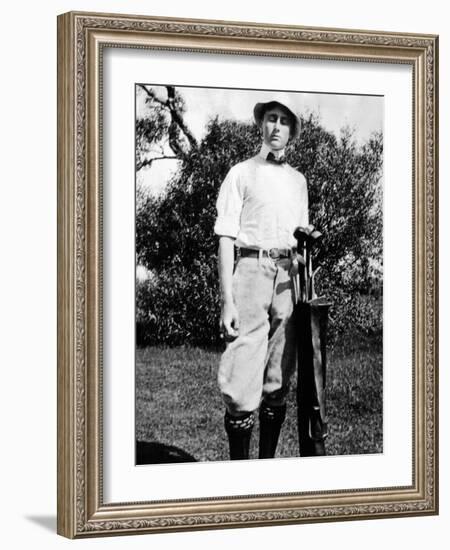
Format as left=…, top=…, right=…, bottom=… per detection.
left=253, top=96, right=301, bottom=139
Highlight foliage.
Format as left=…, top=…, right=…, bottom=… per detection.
left=136, top=118, right=260, bottom=272
left=136, top=258, right=221, bottom=347
left=136, top=86, right=190, bottom=170
left=136, top=111, right=383, bottom=347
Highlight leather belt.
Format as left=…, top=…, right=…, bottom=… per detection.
left=238, top=247, right=294, bottom=260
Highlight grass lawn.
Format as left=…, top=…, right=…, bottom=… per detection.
left=136, top=338, right=382, bottom=463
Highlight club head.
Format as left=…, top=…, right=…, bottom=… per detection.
left=309, top=229, right=322, bottom=242
left=294, top=226, right=309, bottom=244
left=306, top=230, right=322, bottom=249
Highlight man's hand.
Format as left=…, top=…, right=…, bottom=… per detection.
left=220, top=300, right=240, bottom=341
left=218, top=236, right=239, bottom=341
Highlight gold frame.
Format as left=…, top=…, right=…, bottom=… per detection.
left=57, top=11, right=439, bottom=538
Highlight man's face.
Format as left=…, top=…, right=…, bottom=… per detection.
left=261, top=105, right=292, bottom=151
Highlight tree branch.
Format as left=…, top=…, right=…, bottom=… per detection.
left=166, top=86, right=199, bottom=152
left=136, top=155, right=178, bottom=171
left=137, top=84, right=199, bottom=170
left=138, top=84, right=166, bottom=106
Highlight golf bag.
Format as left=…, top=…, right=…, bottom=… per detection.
left=293, top=226, right=332, bottom=457
left=296, top=297, right=330, bottom=456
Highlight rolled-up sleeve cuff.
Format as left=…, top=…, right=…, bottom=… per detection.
left=214, top=216, right=240, bottom=238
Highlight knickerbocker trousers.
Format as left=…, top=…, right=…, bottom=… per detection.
left=218, top=255, right=297, bottom=414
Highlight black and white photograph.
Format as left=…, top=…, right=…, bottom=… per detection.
left=135, top=83, right=384, bottom=465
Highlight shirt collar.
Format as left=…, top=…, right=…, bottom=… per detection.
left=259, top=142, right=286, bottom=161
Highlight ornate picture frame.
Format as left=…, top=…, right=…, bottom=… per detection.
left=57, top=11, right=438, bottom=538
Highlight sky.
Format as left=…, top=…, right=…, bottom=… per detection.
left=136, top=84, right=383, bottom=195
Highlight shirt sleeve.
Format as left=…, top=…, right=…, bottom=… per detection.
left=299, top=173, right=309, bottom=228
left=214, top=165, right=244, bottom=238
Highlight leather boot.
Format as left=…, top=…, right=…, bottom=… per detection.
left=258, top=402, right=287, bottom=459
left=224, top=410, right=255, bottom=460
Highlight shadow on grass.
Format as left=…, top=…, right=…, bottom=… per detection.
left=136, top=440, right=197, bottom=465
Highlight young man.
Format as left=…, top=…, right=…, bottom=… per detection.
left=214, top=97, right=308, bottom=460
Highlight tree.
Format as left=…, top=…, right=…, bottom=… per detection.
left=136, top=104, right=383, bottom=347
left=288, top=116, right=383, bottom=300
left=136, top=85, right=198, bottom=171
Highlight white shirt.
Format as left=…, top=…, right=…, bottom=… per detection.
left=214, top=143, right=309, bottom=249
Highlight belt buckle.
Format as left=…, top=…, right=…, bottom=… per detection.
left=268, top=248, right=280, bottom=260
